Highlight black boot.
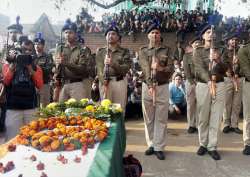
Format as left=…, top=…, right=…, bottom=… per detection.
left=223, top=126, right=231, bottom=133
left=154, top=151, right=165, bottom=160
left=208, top=150, right=221, bottom=160
left=231, top=127, right=243, bottom=134
left=145, top=147, right=154, bottom=156
left=243, top=145, right=250, bottom=155
left=197, top=146, right=207, bottom=156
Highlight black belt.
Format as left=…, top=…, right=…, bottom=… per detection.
left=143, top=81, right=168, bottom=86
left=108, top=76, right=124, bottom=82
left=65, top=78, right=83, bottom=83
left=197, top=79, right=224, bottom=83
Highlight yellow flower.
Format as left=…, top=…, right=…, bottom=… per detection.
left=80, top=98, right=89, bottom=104
left=85, top=105, right=95, bottom=112
left=101, top=99, right=112, bottom=107
left=113, top=104, right=123, bottom=113
left=46, top=102, right=58, bottom=109
left=65, top=98, right=77, bottom=105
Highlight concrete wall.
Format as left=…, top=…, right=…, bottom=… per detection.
left=84, top=32, right=195, bottom=54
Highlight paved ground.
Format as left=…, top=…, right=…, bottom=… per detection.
left=125, top=117, right=250, bottom=177
left=0, top=117, right=249, bottom=177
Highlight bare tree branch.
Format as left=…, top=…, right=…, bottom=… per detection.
left=84, top=0, right=156, bottom=9
left=84, top=0, right=127, bottom=9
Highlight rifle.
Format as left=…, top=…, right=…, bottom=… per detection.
left=232, top=46, right=239, bottom=92
left=209, top=25, right=216, bottom=99
left=53, top=30, right=64, bottom=102
left=103, top=39, right=110, bottom=99
left=151, top=36, right=157, bottom=107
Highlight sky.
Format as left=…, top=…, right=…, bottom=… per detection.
left=218, top=0, right=250, bottom=19
left=0, top=0, right=108, bottom=24
left=0, top=0, right=249, bottom=25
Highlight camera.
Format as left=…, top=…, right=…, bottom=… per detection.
left=16, top=54, right=33, bottom=67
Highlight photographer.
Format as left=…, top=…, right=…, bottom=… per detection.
left=2, top=40, right=43, bottom=141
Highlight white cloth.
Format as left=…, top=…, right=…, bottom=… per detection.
left=1, top=144, right=99, bottom=177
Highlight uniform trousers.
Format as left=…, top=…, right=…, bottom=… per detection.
left=142, top=82, right=169, bottom=151
left=185, top=81, right=198, bottom=128
left=242, top=80, right=250, bottom=146
left=223, top=77, right=243, bottom=128
left=196, top=82, right=225, bottom=151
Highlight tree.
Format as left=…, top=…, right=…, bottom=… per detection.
left=54, top=0, right=163, bottom=10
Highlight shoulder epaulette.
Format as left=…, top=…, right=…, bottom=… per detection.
left=139, top=46, right=147, bottom=51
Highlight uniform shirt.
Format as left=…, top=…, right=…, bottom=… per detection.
left=95, top=45, right=131, bottom=82
left=55, top=43, right=92, bottom=80
left=183, top=52, right=195, bottom=83
left=193, top=46, right=226, bottom=83
left=238, top=43, right=250, bottom=81
left=34, top=52, right=54, bottom=84
left=222, top=47, right=240, bottom=76
left=139, top=44, right=174, bottom=87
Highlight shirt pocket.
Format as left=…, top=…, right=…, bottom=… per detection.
left=158, top=54, right=168, bottom=66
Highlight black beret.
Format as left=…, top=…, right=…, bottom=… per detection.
left=7, top=24, right=23, bottom=33
left=7, top=16, right=23, bottom=33
left=147, top=23, right=161, bottom=34
left=34, top=38, right=45, bottom=45
left=199, top=24, right=212, bottom=37
left=34, top=32, right=45, bottom=45
left=104, top=26, right=120, bottom=37
left=62, top=19, right=77, bottom=32
left=223, top=32, right=239, bottom=41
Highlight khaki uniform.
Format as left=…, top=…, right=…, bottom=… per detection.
left=183, top=52, right=198, bottom=128
left=55, top=43, right=93, bottom=102
left=193, top=46, right=227, bottom=151
left=34, top=53, right=54, bottom=107
left=95, top=45, right=131, bottom=110
left=238, top=43, right=250, bottom=146
left=139, top=44, right=174, bottom=151
left=222, top=48, right=242, bottom=128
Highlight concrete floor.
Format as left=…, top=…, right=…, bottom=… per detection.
left=0, top=117, right=249, bottom=177
left=125, top=117, right=250, bottom=177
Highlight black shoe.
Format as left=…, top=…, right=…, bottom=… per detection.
left=223, top=126, right=231, bottom=133
left=208, top=150, right=221, bottom=160
left=242, top=145, right=250, bottom=155
left=154, top=151, right=165, bottom=160
left=187, top=127, right=197, bottom=134
left=231, top=127, right=243, bottom=134
left=197, top=146, right=207, bottom=156
left=0, top=126, right=6, bottom=133
left=145, top=147, right=154, bottom=155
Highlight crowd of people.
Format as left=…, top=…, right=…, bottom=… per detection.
left=1, top=6, right=250, bottom=163
left=76, top=7, right=250, bottom=43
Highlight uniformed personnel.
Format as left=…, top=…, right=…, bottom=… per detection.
left=222, top=33, right=243, bottom=134
left=33, top=33, right=54, bottom=107
left=193, top=24, right=227, bottom=160
left=0, top=16, right=23, bottom=132
left=183, top=37, right=201, bottom=134
left=95, top=25, right=131, bottom=111
left=55, top=20, right=93, bottom=102
left=139, top=23, right=174, bottom=160
left=238, top=34, right=250, bottom=155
